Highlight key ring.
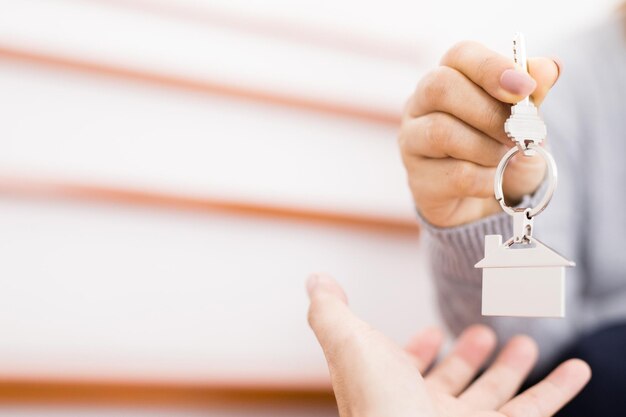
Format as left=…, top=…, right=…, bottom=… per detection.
left=494, top=143, right=557, bottom=218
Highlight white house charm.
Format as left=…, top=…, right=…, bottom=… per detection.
left=475, top=33, right=575, bottom=318
left=476, top=235, right=574, bottom=317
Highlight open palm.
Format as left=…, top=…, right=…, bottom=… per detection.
left=306, top=273, right=590, bottom=417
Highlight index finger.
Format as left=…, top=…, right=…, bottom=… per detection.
left=440, top=40, right=535, bottom=104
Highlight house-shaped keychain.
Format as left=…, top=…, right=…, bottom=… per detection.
left=476, top=33, right=576, bottom=318
left=475, top=234, right=575, bottom=317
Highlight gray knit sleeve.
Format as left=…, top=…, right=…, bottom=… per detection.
left=417, top=192, right=537, bottom=335
left=419, top=188, right=582, bottom=372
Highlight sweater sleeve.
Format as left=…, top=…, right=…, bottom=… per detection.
left=419, top=186, right=584, bottom=372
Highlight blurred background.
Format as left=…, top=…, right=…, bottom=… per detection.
left=0, top=0, right=619, bottom=415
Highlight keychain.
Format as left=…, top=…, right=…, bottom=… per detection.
left=475, top=33, right=574, bottom=318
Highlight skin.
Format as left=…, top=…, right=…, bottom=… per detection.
left=398, top=41, right=561, bottom=227
left=306, top=273, right=591, bottom=417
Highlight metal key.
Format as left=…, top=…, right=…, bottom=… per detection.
left=503, top=33, right=546, bottom=156
left=474, top=33, right=575, bottom=318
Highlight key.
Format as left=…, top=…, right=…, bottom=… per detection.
left=503, top=33, right=546, bottom=156
left=474, top=41, right=575, bottom=317
left=476, top=209, right=574, bottom=318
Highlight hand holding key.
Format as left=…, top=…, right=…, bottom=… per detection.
left=399, top=41, right=560, bottom=227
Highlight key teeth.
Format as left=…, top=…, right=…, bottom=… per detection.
left=512, top=32, right=528, bottom=72
left=505, top=101, right=546, bottom=147
left=504, top=114, right=547, bottom=147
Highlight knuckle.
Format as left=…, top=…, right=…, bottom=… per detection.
left=398, top=131, right=421, bottom=163
left=441, top=40, right=479, bottom=64
left=407, top=173, right=422, bottom=199
left=397, top=124, right=412, bottom=153
left=485, top=102, right=507, bottom=135
left=519, top=391, right=545, bottom=417
left=424, top=113, right=452, bottom=151
left=431, top=368, right=458, bottom=392
left=503, top=395, right=543, bottom=417
left=307, top=296, right=324, bottom=329
left=399, top=114, right=455, bottom=157
left=417, top=66, right=455, bottom=107
left=486, top=107, right=501, bottom=134
left=481, top=378, right=508, bottom=400
left=476, top=54, right=503, bottom=85
left=451, top=162, right=478, bottom=194
left=397, top=128, right=405, bottom=150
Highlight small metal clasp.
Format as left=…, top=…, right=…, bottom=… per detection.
left=510, top=208, right=534, bottom=244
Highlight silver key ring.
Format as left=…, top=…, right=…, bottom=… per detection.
left=494, top=143, right=557, bottom=218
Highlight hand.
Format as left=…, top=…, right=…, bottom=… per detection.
left=398, top=41, right=561, bottom=227
left=306, top=273, right=590, bottom=417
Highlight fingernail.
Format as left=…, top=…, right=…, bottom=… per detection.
left=306, top=274, right=320, bottom=298
left=552, top=56, right=563, bottom=77
left=500, top=69, right=536, bottom=95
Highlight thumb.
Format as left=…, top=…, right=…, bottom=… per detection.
left=306, top=273, right=435, bottom=417
left=306, top=273, right=356, bottom=351
left=528, top=57, right=560, bottom=106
